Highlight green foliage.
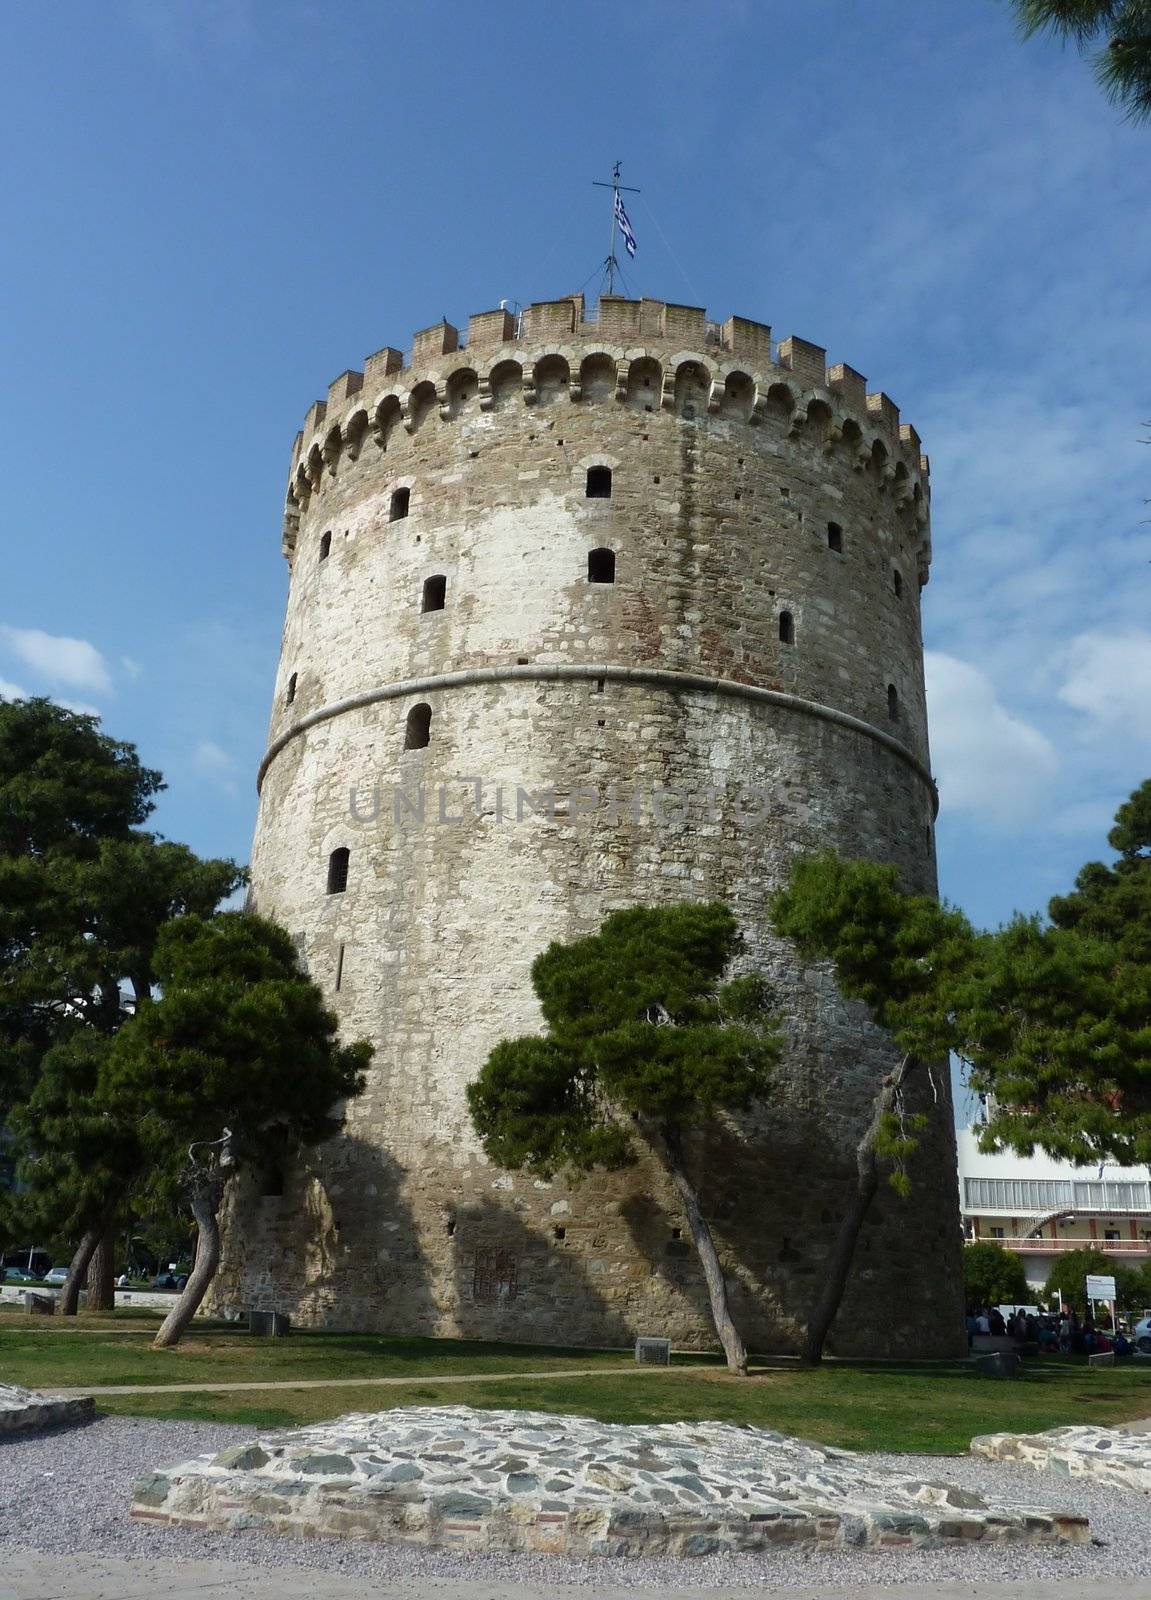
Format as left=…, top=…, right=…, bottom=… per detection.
left=105, top=913, right=372, bottom=1174
left=873, top=1111, right=929, bottom=1197
left=1011, top=1, right=1151, bottom=121
left=770, top=853, right=976, bottom=1063
left=7, top=1031, right=141, bottom=1240
left=468, top=903, right=779, bottom=1179
left=960, top=781, right=1151, bottom=1166
left=0, top=698, right=243, bottom=1248
left=1042, top=1248, right=1145, bottom=1315
left=770, top=854, right=974, bottom=1194
left=0, top=697, right=162, bottom=855
left=962, top=1241, right=1030, bottom=1307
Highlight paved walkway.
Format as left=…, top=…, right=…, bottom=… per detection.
left=44, top=1362, right=681, bottom=1398
left=4, top=1551, right=1151, bottom=1600
left=3, top=1552, right=1150, bottom=1600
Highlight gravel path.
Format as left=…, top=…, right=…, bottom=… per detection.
left=2, top=1415, right=1151, bottom=1587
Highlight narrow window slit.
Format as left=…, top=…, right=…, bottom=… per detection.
left=326, top=848, right=349, bottom=895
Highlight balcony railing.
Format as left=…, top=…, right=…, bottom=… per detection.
left=992, top=1237, right=1151, bottom=1255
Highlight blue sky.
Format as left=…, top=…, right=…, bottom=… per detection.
left=2, top=2, right=1148, bottom=966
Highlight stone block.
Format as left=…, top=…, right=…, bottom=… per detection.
left=248, top=1310, right=291, bottom=1337
left=635, top=1336, right=671, bottom=1365
left=972, top=1351, right=1020, bottom=1379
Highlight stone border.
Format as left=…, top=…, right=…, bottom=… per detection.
left=0, top=1382, right=94, bottom=1436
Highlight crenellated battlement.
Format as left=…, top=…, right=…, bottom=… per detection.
left=285, top=295, right=930, bottom=523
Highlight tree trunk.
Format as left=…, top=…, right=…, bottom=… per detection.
left=86, top=1226, right=116, bottom=1312
left=152, top=1182, right=221, bottom=1349
left=645, top=1121, right=749, bottom=1376
left=59, top=1228, right=101, bottom=1317
left=800, top=1055, right=920, bottom=1367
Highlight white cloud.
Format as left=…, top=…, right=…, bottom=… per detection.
left=1058, top=630, right=1151, bottom=740
left=0, top=677, right=28, bottom=702
left=192, top=739, right=233, bottom=773
left=0, top=627, right=112, bottom=693
left=192, top=739, right=238, bottom=794
left=925, top=652, right=1059, bottom=828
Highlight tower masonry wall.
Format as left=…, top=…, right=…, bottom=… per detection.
left=218, top=293, right=965, bottom=1358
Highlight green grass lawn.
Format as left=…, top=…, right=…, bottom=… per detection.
left=5, top=1315, right=1149, bottom=1454
left=0, top=1322, right=647, bottom=1390
left=87, top=1356, right=1151, bottom=1455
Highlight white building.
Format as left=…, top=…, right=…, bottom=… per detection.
left=957, top=1125, right=1151, bottom=1295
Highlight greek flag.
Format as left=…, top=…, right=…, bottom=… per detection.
left=614, top=191, right=637, bottom=258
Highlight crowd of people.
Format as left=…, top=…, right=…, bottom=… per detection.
left=966, top=1304, right=1135, bottom=1357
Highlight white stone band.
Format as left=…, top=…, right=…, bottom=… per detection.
left=257, top=663, right=938, bottom=811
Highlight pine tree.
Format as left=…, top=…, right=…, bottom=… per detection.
left=105, top=912, right=370, bottom=1348
left=771, top=855, right=976, bottom=1364
left=1011, top=1, right=1151, bottom=121
left=0, top=698, right=242, bottom=1309
left=468, top=903, right=779, bottom=1374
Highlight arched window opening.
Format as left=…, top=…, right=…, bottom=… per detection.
left=285, top=672, right=297, bottom=706
left=421, top=574, right=446, bottom=613
left=586, top=466, right=612, bottom=499
left=625, top=356, right=662, bottom=410
left=326, top=847, right=349, bottom=895
left=827, top=521, right=843, bottom=552
left=887, top=683, right=900, bottom=721
left=893, top=568, right=904, bottom=597
left=534, top=355, right=570, bottom=406
left=390, top=487, right=410, bottom=522
left=778, top=611, right=795, bottom=646
left=319, top=530, right=332, bottom=561
left=579, top=353, right=616, bottom=402
left=587, top=547, right=616, bottom=584
left=489, top=359, right=523, bottom=411
left=404, top=702, right=432, bottom=750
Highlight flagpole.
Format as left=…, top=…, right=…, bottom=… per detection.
left=593, top=162, right=640, bottom=300
left=607, top=162, right=620, bottom=295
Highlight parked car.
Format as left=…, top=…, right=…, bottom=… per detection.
left=2, top=1267, right=38, bottom=1284
left=1133, top=1317, right=1151, bottom=1356
left=44, top=1266, right=70, bottom=1285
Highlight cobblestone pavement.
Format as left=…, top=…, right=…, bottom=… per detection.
left=973, top=1424, right=1151, bottom=1492
left=132, top=1404, right=1088, bottom=1556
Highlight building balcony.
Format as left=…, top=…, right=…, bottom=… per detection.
left=993, top=1236, right=1151, bottom=1256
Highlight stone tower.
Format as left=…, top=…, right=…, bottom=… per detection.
left=225, top=293, right=965, bottom=1357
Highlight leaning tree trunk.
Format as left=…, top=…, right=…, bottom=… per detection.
left=59, top=1228, right=102, bottom=1317
left=152, top=1130, right=234, bottom=1350
left=800, top=1055, right=920, bottom=1367
left=86, top=1226, right=116, bottom=1312
left=645, top=1121, right=749, bottom=1376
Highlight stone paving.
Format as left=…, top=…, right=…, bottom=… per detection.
left=131, top=1405, right=1089, bottom=1557
left=972, top=1424, right=1151, bottom=1493
left=0, top=1381, right=94, bottom=1435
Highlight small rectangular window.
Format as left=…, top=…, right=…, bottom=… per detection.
left=389, top=487, right=410, bottom=521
